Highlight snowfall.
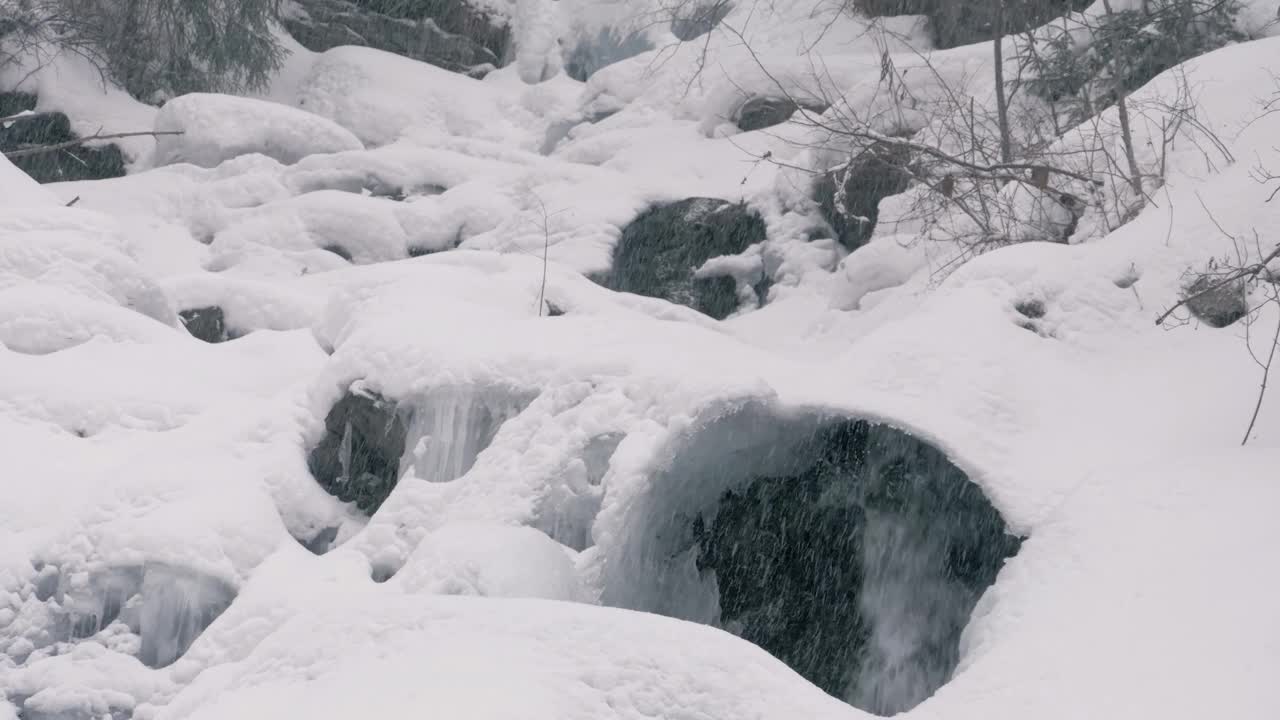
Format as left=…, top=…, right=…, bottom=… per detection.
left=2, top=0, right=1280, bottom=719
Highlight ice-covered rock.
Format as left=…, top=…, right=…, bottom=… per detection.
left=154, top=93, right=364, bottom=169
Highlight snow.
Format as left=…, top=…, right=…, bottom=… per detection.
left=3, top=2, right=1280, bottom=720
left=294, top=46, right=541, bottom=148
left=154, top=93, right=364, bottom=169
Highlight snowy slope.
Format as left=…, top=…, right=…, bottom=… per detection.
left=3, top=2, right=1280, bottom=720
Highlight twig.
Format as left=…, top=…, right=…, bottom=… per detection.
left=1241, top=294, right=1280, bottom=445
left=534, top=195, right=551, bottom=317
left=1154, top=244, right=1280, bottom=326
left=65, top=196, right=80, bottom=207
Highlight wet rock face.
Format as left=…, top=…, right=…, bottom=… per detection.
left=307, top=391, right=409, bottom=513
left=607, top=198, right=766, bottom=319
left=735, top=96, right=829, bottom=132
left=0, top=92, right=126, bottom=183
left=179, top=306, right=240, bottom=343
left=695, top=420, right=1021, bottom=716
left=813, top=143, right=913, bottom=251
left=284, top=0, right=509, bottom=74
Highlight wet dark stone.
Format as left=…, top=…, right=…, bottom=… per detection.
left=564, top=27, right=652, bottom=81
left=813, top=142, right=913, bottom=251
left=606, top=197, right=766, bottom=319
left=671, top=1, right=734, bottom=41
left=0, top=92, right=126, bottom=183
left=284, top=0, right=509, bottom=74
left=736, top=96, right=829, bottom=132
left=695, top=420, right=1021, bottom=715
left=179, top=306, right=239, bottom=344
left=1014, top=299, right=1046, bottom=320
left=1183, top=273, right=1248, bottom=328
left=307, top=390, right=410, bottom=513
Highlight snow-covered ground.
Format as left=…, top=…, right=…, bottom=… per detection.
left=3, top=1, right=1280, bottom=719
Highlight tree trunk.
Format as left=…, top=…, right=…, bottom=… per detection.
left=993, top=0, right=1013, bottom=165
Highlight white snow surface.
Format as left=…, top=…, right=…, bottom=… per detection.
left=154, top=93, right=364, bottom=169
left=3, top=3, right=1280, bottom=720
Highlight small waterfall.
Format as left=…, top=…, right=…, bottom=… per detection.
left=138, top=563, right=235, bottom=668
left=403, top=387, right=529, bottom=484
left=32, top=562, right=235, bottom=669
left=692, top=419, right=1021, bottom=716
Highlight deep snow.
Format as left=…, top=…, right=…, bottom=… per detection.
left=3, top=1, right=1280, bottom=719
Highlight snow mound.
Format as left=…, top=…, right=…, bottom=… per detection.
left=392, top=523, right=583, bottom=601
left=294, top=46, right=539, bottom=148
left=154, top=93, right=364, bottom=169
left=151, top=554, right=855, bottom=720
left=0, top=217, right=177, bottom=327
left=0, top=285, right=182, bottom=354
left=209, top=190, right=410, bottom=272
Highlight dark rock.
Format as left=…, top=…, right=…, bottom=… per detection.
left=814, top=142, right=913, bottom=251
left=671, top=1, right=734, bottom=41
left=307, top=390, right=410, bottom=513
left=0, top=92, right=127, bottom=183
left=735, top=96, right=829, bottom=132
left=1014, top=299, right=1045, bottom=320
left=179, top=306, right=240, bottom=344
left=0, top=90, right=37, bottom=117
left=607, top=197, right=766, bottom=319
left=1183, top=273, right=1248, bottom=328
left=696, top=420, right=1021, bottom=715
left=283, top=0, right=509, bottom=74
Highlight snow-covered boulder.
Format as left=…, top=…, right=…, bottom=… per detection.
left=154, top=93, right=364, bottom=169
left=295, top=46, right=537, bottom=147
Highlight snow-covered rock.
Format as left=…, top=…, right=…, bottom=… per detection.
left=154, top=93, right=364, bottom=169
left=294, top=46, right=538, bottom=148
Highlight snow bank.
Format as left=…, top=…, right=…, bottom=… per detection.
left=154, top=93, right=364, bottom=169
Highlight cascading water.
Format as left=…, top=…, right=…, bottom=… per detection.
left=13, top=562, right=235, bottom=670
left=403, top=387, right=529, bottom=484
left=610, top=411, right=1022, bottom=717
